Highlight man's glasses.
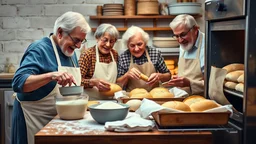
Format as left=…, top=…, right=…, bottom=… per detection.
left=67, top=33, right=87, bottom=45
left=172, top=25, right=195, bottom=40
left=100, top=37, right=116, bottom=45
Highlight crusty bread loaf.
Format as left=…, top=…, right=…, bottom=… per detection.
left=225, top=70, right=244, bottom=82
left=189, top=99, right=219, bottom=112
left=125, top=99, right=142, bottom=111
left=129, top=88, right=152, bottom=98
left=224, top=81, right=238, bottom=89
left=235, top=83, right=244, bottom=93
left=140, top=73, right=149, bottom=82
left=222, top=63, right=244, bottom=73
left=237, top=74, right=244, bottom=83
left=100, top=83, right=122, bottom=97
left=183, top=95, right=205, bottom=106
left=149, top=87, right=174, bottom=98
left=161, top=101, right=191, bottom=111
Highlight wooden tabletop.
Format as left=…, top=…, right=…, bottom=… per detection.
left=35, top=112, right=212, bottom=144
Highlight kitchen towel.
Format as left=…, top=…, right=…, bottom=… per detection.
left=105, top=113, right=155, bottom=132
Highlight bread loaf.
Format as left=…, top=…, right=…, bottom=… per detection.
left=224, top=81, right=238, bottom=89
left=149, top=87, right=174, bottom=98
left=140, top=73, right=149, bottom=82
left=161, top=101, right=191, bottom=111
left=222, top=63, right=244, bottom=73
left=225, top=70, right=244, bottom=82
left=235, top=83, right=244, bottom=93
left=129, top=88, right=152, bottom=98
left=100, top=83, right=122, bottom=97
left=183, top=95, right=205, bottom=106
left=237, top=74, right=244, bottom=83
left=125, top=99, right=142, bottom=111
left=189, top=99, right=219, bottom=112
left=165, top=60, right=175, bottom=65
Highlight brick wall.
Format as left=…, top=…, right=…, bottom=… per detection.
left=0, top=0, right=204, bottom=72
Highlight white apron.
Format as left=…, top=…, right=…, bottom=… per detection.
left=84, top=45, right=117, bottom=100
left=178, top=32, right=204, bottom=96
left=126, top=49, right=157, bottom=92
left=15, top=36, right=81, bottom=144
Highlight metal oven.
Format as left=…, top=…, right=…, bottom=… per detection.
left=205, top=0, right=256, bottom=144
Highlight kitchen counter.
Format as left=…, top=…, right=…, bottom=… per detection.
left=35, top=112, right=212, bottom=144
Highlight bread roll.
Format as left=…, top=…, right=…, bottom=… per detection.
left=222, top=63, right=244, bottom=73
left=224, top=81, right=238, bottom=89
left=165, top=60, right=175, bottom=65
left=167, top=64, right=175, bottom=70
left=129, top=88, right=152, bottom=98
left=190, top=99, right=219, bottom=112
left=140, top=73, right=149, bottom=82
left=183, top=95, right=205, bottom=106
left=149, top=87, right=174, bottom=98
left=125, top=99, right=142, bottom=111
left=100, top=83, right=122, bottom=97
left=235, top=83, right=244, bottom=93
left=225, top=70, right=244, bottom=82
left=237, top=74, right=244, bottom=83
left=161, top=101, right=191, bottom=111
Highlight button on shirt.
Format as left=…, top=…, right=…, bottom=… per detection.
left=179, top=30, right=205, bottom=73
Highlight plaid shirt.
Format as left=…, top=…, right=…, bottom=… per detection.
left=79, top=45, right=118, bottom=88
left=117, top=46, right=170, bottom=78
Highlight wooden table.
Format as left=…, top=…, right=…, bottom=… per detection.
left=35, top=112, right=212, bottom=144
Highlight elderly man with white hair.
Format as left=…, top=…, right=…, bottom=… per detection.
left=165, top=14, right=205, bottom=96
left=11, top=11, right=91, bottom=144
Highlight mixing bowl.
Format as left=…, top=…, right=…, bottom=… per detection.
left=55, top=93, right=89, bottom=120
left=89, top=102, right=130, bottom=124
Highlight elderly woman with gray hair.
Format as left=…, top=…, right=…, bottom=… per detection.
left=79, top=23, right=119, bottom=100
left=11, top=11, right=91, bottom=144
left=116, top=26, right=171, bottom=92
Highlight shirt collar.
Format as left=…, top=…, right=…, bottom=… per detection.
left=133, top=46, right=148, bottom=60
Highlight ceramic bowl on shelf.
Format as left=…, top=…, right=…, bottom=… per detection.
left=153, top=37, right=179, bottom=48
left=168, top=2, right=202, bottom=15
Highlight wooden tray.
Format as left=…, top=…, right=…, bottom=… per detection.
left=152, top=111, right=230, bottom=127
left=120, top=97, right=185, bottom=104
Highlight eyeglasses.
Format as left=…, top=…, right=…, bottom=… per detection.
left=172, top=25, right=195, bottom=40
left=67, top=33, right=87, bottom=45
left=100, top=37, right=116, bottom=45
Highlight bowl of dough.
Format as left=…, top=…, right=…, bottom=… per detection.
left=55, top=93, right=89, bottom=120
left=88, top=101, right=130, bottom=124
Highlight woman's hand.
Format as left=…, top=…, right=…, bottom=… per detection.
left=90, top=79, right=111, bottom=92
left=147, top=73, right=161, bottom=86
left=51, top=71, right=76, bottom=87
left=126, top=68, right=141, bottom=80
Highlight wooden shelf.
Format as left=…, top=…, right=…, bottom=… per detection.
left=89, top=15, right=202, bottom=20
left=91, top=27, right=171, bottom=32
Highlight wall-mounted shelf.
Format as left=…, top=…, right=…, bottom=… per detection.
left=89, top=15, right=202, bottom=33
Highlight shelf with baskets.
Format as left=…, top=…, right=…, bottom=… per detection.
left=89, top=15, right=202, bottom=33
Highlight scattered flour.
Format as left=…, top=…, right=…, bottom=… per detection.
left=95, top=101, right=124, bottom=109
left=43, top=112, right=106, bottom=135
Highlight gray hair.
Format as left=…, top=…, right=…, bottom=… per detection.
left=122, top=26, right=149, bottom=47
left=169, top=14, right=198, bottom=30
left=53, top=11, right=91, bottom=35
left=94, top=23, right=119, bottom=39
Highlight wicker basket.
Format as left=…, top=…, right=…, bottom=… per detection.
left=137, top=0, right=159, bottom=15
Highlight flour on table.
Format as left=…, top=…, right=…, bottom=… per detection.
left=95, top=101, right=124, bottom=109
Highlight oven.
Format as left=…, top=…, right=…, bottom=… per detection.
left=205, top=0, right=256, bottom=144
left=0, top=79, right=15, bottom=144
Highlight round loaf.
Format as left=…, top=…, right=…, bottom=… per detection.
left=190, top=99, right=219, bottom=112
left=100, top=83, right=122, bottom=97
left=183, top=95, right=205, bottom=106
left=149, top=87, right=174, bottom=98
left=161, top=101, right=191, bottom=111
left=125, top=99, right=142, bottom=111
left=129, top=88, right=152, bottom=98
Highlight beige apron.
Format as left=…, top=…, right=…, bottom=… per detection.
left=178, top=33, right=204, bottom=96
left=15, top=36, right=81, bottom=144
left=126, top=49, right=157, bottom=92
left=84, top=45, right=117, bottom=100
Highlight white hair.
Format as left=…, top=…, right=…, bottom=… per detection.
left=122, top=26, right=149, bottom=48
left=94, top=23, right=119, bottom=39
left=53, top=11, right=91, bottom=35
left=169, top=14, right=198, bottom=30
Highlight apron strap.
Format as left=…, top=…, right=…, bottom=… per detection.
left=196, top=32, right=203, bottom=58
left=50, top=36, right=62, bottom=67
left=130, top=48, right=151, bottom=64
